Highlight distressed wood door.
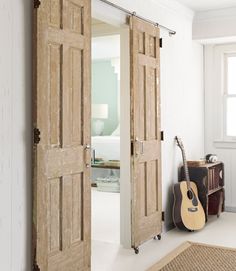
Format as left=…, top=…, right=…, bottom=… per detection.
left=130, top=16, right=162, bottom=249
left=33, top=0, right=91, bottom=270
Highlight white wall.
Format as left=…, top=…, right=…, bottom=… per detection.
left=92, top=35, right=120, bottom=60
left=159, top=16, right=204, bottom=228
left=0, top=0, right=204, bottom=269
left=0, top=0, right=32, bottom=270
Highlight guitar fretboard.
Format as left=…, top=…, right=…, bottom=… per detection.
left=181, top=148, right=191, bottom=190
left=176, top=136, right=191, bottom=191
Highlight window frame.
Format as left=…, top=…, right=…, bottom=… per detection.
left=223, top=53, right=236, bottom=141
left=205, top=43, right=236, bottom=149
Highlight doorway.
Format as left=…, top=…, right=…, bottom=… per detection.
left=90, top=18, right=131, bottom=247
left=91, top=19, right=121, bottom=245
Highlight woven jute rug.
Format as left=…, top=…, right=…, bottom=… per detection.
left=148, top=242, right=236, bottom=271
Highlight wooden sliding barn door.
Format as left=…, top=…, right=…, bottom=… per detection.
left=130, top=16, right=162, bottom=250
left=33, top=0, right=91, bottom=270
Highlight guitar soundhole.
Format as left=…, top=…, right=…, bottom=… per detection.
left=187, top=190, right=193, bottom=200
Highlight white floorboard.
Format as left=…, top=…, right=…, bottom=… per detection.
left=92, top=212, right=236, bottom=271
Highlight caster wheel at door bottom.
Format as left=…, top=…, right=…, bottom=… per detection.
left=154, top=234, right=161, bottom=240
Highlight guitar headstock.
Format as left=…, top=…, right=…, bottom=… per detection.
left=175, top=136, right=184, bottom=152
left=175, top=136, right=190, bottom=183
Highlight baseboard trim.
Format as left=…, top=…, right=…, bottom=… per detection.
left=225, top=206, right=236, bottom=213
left=165, top=222, right=175, bottom=232
left=164, top=208, right=236, bottom=232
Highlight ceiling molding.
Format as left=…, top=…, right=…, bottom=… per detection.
left=151, top=0, right=195, bottom=21
left=193, top=7, right=236, bottom=43
left=175, top=0, right=236, bottom=12
left=105, top=0, right=194, bottom=22
left=194, top=7, right=236, bottom=22
left=196, top=36, right=236, bottom=45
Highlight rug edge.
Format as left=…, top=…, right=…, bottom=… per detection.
left=147, top=241, right=236, bottom=271
left=188, top=241, right=236, bottom=251
left=147, top=241, right=192, bottom=271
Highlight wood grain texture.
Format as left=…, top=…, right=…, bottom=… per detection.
left=47, top=177, right=62, bottom=254
left=130, top=16, right=162, bottom=249
left=33, top=0, right=91, bottom=270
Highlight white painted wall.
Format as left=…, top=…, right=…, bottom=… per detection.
left=160, top=21, right=204, bottom=228
left=119, top=27, right=131, bottom=248
left=0, top=0, right=32, bottom=270
left=92, top=35, right=120, bottom=60
left=0, top=0, right=204, bottom=269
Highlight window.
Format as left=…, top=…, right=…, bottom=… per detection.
left=205, top=44, right=236, bottom=147
left=224, top=54, right=236, bottom=138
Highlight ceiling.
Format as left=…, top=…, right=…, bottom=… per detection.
left=175, top=0, right=236, bottom=11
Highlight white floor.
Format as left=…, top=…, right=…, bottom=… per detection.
left=92, top=189, right=120, bottom=244
left=92, top=212, right=236, bottom=271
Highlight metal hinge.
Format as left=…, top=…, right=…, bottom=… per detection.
left=161, top=131, right=164, bottom=141
left=33, top=128, right=41, bottom=145
left=131, top=141, right=134, bottom=156
left=33, top=262, right=40, bottom=271
left=159, top=38, right=163, bottom=48
left=162, top=211, right=165, bottom=221
left=34, top=0, right=41, bottom=9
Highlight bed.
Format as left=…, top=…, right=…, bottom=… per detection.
left=91, top=136, right=120, bottom=161
left=91, top=135, right=120, bottom=192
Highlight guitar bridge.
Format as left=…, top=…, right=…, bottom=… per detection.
left=188, top=207, right=198, bottom=212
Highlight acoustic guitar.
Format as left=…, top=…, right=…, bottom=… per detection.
left=173, top=136, right=205, bottom=231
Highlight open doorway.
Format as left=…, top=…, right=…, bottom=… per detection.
left=91, top=19, right=121, bottom=245
left=90, top=16, right=131, bottom=249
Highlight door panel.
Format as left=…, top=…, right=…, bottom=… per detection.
left=130, top=16, right=162, bottom=248
left=33, top=0, right=91, bottom=270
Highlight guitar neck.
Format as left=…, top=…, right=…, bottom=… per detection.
left=181, top=149, right=191, bottom=190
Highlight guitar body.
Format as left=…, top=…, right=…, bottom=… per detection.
left=173, top=180, right=205, bottom=231
left=174, top=136, right=206, bottom=231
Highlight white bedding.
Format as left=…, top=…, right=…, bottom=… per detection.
left=91, top=136, right=120, bottom=161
